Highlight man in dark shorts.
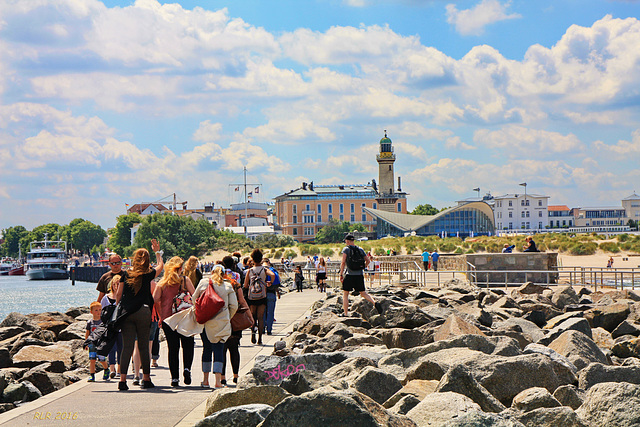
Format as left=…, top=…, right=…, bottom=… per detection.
left=339, top=235, right=382, bottom=317
left=96, top=254, right=123, bottom=302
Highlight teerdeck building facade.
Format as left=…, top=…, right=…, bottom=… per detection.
left=274, top=132, right=408, bottom=241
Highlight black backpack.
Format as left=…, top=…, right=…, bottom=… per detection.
left=346, top=246, right=366, bottom=270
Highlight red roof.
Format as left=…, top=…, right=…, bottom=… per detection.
left=548, top=205, right=570, bottom=212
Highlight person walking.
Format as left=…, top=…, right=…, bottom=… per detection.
left=421, top=249, right=430, bottom=271
left=194, top=265, right=238, bottom=389
left=115, top=239, right=163, bottom=391
left=243, top=249, right=275, bottom=345
left=316, top=257, right=327, bottom=292
left=152, top=256, right=196, bottom=388
left=294, top=266, right=304, bottom=292
left=263, top=258, right=280, bottom=335
left=431, top=250, right=440, bottom=271
left=220, top=255, right=247, bottom=386
left=96, top=253, right=123, bottom=302
left=339, top=234, right=382, bottom=317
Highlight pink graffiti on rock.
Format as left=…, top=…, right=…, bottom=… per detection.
left=264, top=364, right=306, bottom=381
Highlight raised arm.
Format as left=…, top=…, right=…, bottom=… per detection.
left=151, top=239, right=164, bottom=277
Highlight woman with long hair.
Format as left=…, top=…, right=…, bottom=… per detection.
left=182, top=256, right=202, bottom=289
left=152, top=256, right=196, bottom=387
left=316, top=257, right=327, bottom=292
left=194, top=264, right=237, bottom=388
left=115, top=239, right=164, bottom=391
left=220, top=255, right=246, bottom=385
left=243, top=248, right=275, bottom=345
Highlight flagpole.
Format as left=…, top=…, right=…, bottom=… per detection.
left=244, top=166, right=248, bottom=238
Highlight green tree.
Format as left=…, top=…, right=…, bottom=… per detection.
left=19, top=223, right=63, bottom=255
left=315, top=220, right=365, bottom=244
left=1, top=225, right=29, bottom=257
left=69, top=219, right=107, bottom=253
left=133, top=213, right=219, bottom=259
left=108, top=213, right=142, bottom=256
left=410, top=204, right=439, bottom=216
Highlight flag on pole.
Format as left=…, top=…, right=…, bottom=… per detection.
left=255, top=187, right=259, bottom=193
left=125, top=203, right=130, bottom=207
left=235, top=187, right=239, bottom=191
left=248, top=192, right=253, bottom=198
left=519, top=182, right=527, bottom=187
left=472, top=187, right=480, bottom=192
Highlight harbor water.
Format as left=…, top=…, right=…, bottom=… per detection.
left=0, top=275, right=97, bottom=322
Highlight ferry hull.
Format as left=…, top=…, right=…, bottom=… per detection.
left=26, top=268, right=68, bottom=280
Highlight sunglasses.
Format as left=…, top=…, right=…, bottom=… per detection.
left=110, top=262, right=122, bottom=266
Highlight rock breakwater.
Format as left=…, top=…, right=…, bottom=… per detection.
left=197, top=280, right=640, bottom=427
left=0, top=307, right=91, bottom=413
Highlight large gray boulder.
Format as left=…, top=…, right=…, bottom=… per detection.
left=351, top=367, right=403, bottom=405
left=295, top=312, right=343, bottom=337
left=611, top=319, right=640, bottom=339
left=248, top=353, right=346, bottom=385
left=462, top=353, right=576, bottom=406
left=261, top=389, right=417, bottom=427
left=436, top=364, right=506, bottom=413
left=383, top=305, right=436, bottom=329
left=433, top=315, right=485, bottom=342
left=323, top=357, right=377, bottom=381
left=1, top=380, right=42, bottom=403
left=552, top=384, right=584, bottom=410
left=536, top=317, right=592, bottom=346
left=583, top=302, right=631, bottom=332
left=510, top=387, right=561, bottom=412
left=57, top=322, right=86, bottom=341
left=279, top=370, right=331, bottom=396
left=576, top=381, right=640, bottom=427
left=578, top=362, right=640, bottom=390
left=12, top=344, right=73, bottom=370
left=370, top=327, right=433, bottom=349
left=442, top=411, right=525, bottom=426
left=204, top=385, right=291, bottom=416
left=405, top=391, right=481, bottom=426
left=547, top=330, right=608, bottom=370
left=388, top=395, right=421, bottom=415
left=383, top=379, right=439, bottom=409
left=21, top=367, right=70, bottom=395
left=550, top=286, right=579, bottom=309
left=0, top=313, right=39, bottom=331
left=195, top=404, right=272, bottom=427
left=511, top=406, right=586, bottom=427
left=523, top=343, right=577, bottom=375
left=611, top=336, right=640, bottom=358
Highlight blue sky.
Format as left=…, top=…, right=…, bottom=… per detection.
left=1, top=0, right=639, bottom=230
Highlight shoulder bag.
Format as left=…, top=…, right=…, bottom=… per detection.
left=194, top=278, right=225, bottom=324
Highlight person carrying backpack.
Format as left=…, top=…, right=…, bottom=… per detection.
left=339, top=234, right=382, bottom=317
left=243, top=248, right=275, bottom=345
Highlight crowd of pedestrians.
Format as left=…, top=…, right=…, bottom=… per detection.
left=87, top=243, right=295, bottom=392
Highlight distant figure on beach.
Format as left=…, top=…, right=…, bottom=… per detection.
left=607, top=257, right=614, bottom=268
left=421, top=249, right=430, bottom=270
left=431, top=250, right=440, bottom=271
left=523, top=236, right=538, bottom=252
left=96, top=254, right=123, bottom=302
left=502, top=244, right=515, bottom=253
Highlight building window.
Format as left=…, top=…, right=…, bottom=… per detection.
left=538, top=222, right=543, bottom=229
left=538, top=200, right=542, bottom=206
left=304, top=227, right=314, bottom=236
left=292, top=228, right=298, bottom=235
left=526, top=211, right=530, bottom=218
left=509, top=222, right=513, bottom=229
left=303, top=215, right=314, bottom=223
left=317, top=204, right=321, bottom=213
left=509, top=212, right=512, bottom=218
left=362, top=214, right=366, bottom=221
left=292, top=216, right=297, bottom=224
left=539, top=211, right=542, bottom=217
left=350, top=204, right=355, bottom=213
left=340, top=204, right=344, bottom=213
left=328, top=204, right=332, bottom=213
left=397, top=203, right=401, bottom=212
left=521, top=212, right=525, bottom=218
left=317, top=215, right=322, bottom=223
left=373, top=203, right=377, bottom=209
left=509, top=201, right=512, bottom=207
left=340, top=214, right=344, bottom=221
left=292, top=205, right=297, bottom=214
left=350, top=214, right=355, bottom=222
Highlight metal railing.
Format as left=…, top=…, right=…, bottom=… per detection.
left=286, top=262, right=640, bottom=291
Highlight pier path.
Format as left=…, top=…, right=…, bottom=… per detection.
left=0, top=289, right=324, bottom=427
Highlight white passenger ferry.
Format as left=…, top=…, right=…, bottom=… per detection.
left=25, top=235, right=68, bottom=280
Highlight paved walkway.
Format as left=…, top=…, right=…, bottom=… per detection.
left=0, top=289, right=324, bottom=427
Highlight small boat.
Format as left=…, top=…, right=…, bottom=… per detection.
left=8, top=264, right=25, bottom=276
left=25, top=235, right=68, bottom=280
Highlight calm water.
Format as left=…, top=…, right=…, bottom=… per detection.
left=0, top=275, right=97, bottom=322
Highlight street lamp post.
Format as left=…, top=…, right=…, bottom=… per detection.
left=519, top=182, right=527, bottom=231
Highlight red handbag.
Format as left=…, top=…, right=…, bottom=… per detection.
left=195, top=279, right=225, bottom=324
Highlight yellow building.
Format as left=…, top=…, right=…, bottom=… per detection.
left=274, top=132, right=407, bottom=241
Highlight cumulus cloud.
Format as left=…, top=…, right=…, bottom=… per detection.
left=473, top=126, right=583, bottom=157
left=446, top=0, right=521, bottom=36
left=594, top=129, right=640, bottom=155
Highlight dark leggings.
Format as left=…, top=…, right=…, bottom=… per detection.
left=222, top=333, right=241, bottom=376
left=120, top=306, right=151, bottom=379
left=162, top=322, right=194, bottom=381
left=250, top=304, right=266, bottom=338
left=108, top=332, right=123, bottom=366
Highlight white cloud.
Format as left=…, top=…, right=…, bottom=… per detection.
left=445, top=136, right=476, bottom=150
left=594, top=129, right=640, bottom=155
left=446, top=0, right=521, bottom=36
left=473, top=126, right=583, bottom=157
